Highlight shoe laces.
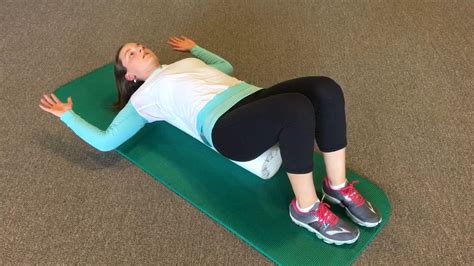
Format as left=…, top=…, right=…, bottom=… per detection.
left=339, top=180, right=365, bottom=207
left=313, top=202, right=338, bottom=226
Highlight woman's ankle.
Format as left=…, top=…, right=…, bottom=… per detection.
left=296, top=198, right=320, bottom=212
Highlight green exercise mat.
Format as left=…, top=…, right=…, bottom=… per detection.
left=54, top=63, right=391, bottom=265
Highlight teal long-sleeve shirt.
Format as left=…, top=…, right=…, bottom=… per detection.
left=60, top=45, right=235, bottom=152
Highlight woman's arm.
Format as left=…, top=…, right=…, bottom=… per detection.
left=40, top=94, right=147, bottom=152
left=167, top=36, right=234, bottom=75
left=60, top=102, right=147, bottom=151
left=190, top=45, right=234, bottom=75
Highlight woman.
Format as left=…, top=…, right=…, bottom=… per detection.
left=39, top=36, right=381, bottom=245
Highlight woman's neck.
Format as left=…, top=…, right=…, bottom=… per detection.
left=143, top=63, right=162, bottom=80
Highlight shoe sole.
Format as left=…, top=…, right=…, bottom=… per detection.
left=289, top=210, right=359, bottom=245
left=322, top=190, right=382, bottom=228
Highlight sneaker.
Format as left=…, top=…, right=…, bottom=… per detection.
left=289, top=199, right=359, bottom=245
left=322, top=176, right=382, bottom=227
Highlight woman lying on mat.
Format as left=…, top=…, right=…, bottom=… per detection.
left=39, top=36, right=381, bottom=245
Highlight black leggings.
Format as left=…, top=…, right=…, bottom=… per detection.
left=211, top=76, right=347, bottom=174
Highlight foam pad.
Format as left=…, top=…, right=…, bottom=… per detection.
left=232, top=145, right=281, bottom=179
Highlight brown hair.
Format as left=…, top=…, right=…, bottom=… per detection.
left=113, top=44, right=144, bottom=110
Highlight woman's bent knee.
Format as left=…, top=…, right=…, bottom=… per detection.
left=283, top=94, right=316, bottom=127
left=311, top=76, right=345, bottom=103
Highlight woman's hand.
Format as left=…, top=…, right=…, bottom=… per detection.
left=39, top=93, right=73, bottom=118
left=167, top=36, right=197, bottom=52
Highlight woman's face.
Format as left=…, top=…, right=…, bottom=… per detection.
left=119, top=42, right=160, bottom=81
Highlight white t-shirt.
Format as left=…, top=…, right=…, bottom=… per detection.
left=130, top=57, right=243, bottom=140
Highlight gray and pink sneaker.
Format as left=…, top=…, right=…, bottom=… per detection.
left=289, top=199, right=359, bottom=245
left=322, top=176, right=382, bottom=228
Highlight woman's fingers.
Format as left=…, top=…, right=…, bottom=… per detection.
left=170, top=36, right=187, bottom=43
left=43, top=94, right=55, bottom=105
left=50, top=93, right=61, bottom=104
left=168, top=37, right=186, bottom=50
left=169, top=37, right=180, bottom=43
left=39, top=103, right=61, bottom=117
left=168, top=40, right=179, bottom=47
left=167, top=39, right=179, bottom=46
left=39, top=104, right=50, bottom=112
left=40, top=98, right=52, bottom=108
left=168, top=36, right=193, bottom=51
left=39, top=103, right=55, bottom=115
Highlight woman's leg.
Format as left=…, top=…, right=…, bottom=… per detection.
left=230, top=76, right=349, bottom=187
left=212, top=92, right=319, bottom=208
left=212, top=78, right=361, bottom=244
left=287, top=172, right=318, bottom=208
left=259, top=78, right=380, bottom=227
left=322, top=148, right=346, bottom=186
left=212, top=93, right=315, bottom=172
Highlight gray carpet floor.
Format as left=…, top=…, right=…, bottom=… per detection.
left=1, top=0, right=472, bottom=264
